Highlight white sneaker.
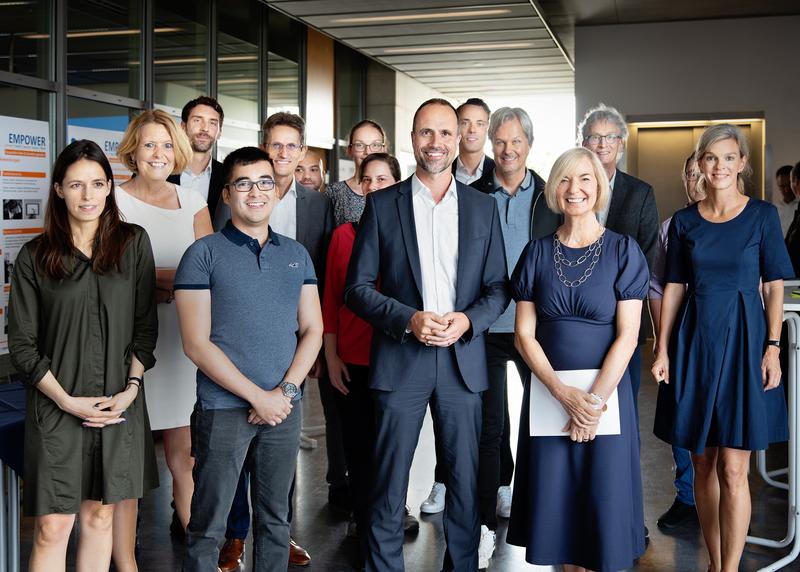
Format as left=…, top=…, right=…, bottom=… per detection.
left=478, top=524, right=496, bottom=569
left=496, top=485, right=512, bottom=518
left=420, top=481, right=446, bottom=514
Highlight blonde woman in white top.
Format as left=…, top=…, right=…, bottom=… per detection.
left=114, top=109, right=212, bottom=571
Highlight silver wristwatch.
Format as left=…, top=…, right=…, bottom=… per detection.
left=279, top=381, right=299, bottom=399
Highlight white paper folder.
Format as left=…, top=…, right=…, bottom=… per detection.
left=529, top=369, right=621, bottom=437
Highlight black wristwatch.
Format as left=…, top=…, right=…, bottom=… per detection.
left=279, top=381, right=299, bottom=399
left=765, top=339, right=781, bottom=350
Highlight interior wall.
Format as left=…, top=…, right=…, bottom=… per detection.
left=366, top=62, right=450, bottom=178
left=575, top=15, right=800, bottom=204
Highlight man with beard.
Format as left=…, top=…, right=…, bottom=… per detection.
left=345, top=98, right=509, bottom=571
left=295, top=149, right=326, bottom=192
left=170, top=96, right=226, bottom=225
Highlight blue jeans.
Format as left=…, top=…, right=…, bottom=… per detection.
left=183, top=405, right=301, bottom=572
left=673, top=446, right=695, bottom=505
left=225, top=466, right=296, bottom=539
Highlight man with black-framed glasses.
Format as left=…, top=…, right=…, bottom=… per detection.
left=212, top=113, right=334, bottom=569
left=177, top=146, right=323, bottom=571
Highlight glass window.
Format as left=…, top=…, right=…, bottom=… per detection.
left=216, top=0, right=260, bottom=157
left=218, top=0, right=259, bottom=125
left=154, top=0, right=209, bottom=109
left=335, top=44, right=365, bottom=145
left=67, top=97, right=136, bottom=183
left=267, top=10, right=301, bottom=116
left=0, top=0, right=50, bottom=78
left=267, top=53, right=299, bottom=116
left=0, top=83, right=50, bottom=121
left=67, top=0, right=142, bottom=98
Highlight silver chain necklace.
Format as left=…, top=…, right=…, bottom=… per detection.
left=553, top=231, right=605, bottom=288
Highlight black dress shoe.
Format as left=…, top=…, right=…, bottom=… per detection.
left=170, top=508, right=185, bottom=541
left=657, top=498, right=697, bottom=529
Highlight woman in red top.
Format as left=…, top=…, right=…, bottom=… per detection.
left=323, top=153, right=402, bottom=557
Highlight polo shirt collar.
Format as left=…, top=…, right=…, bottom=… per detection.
left=222, top=220, right=280, bottom=253
left=493, top=170, right=533, bottom=196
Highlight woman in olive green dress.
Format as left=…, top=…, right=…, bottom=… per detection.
left=8, top=139, right=158, bottom=572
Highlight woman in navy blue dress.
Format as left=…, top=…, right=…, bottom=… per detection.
left=508, top=147, right=648, bottom=571
left=652, top=124, right=793, bottom=572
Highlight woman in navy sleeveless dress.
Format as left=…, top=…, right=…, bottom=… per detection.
left=652, top=124, right=793, bottom=572
left=508, top=147, right=648, bottom=571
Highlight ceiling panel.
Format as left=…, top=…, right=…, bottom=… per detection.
left=330, top=17, right=545, bottom=39
left=265, top=1, right=575, bottom=98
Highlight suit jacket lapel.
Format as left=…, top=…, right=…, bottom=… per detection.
left=295, top=184, right=308, bottom=245
left=605, top=169, right=627, bottom=228
left=396, top=180, right=423, bottom=297
left=455, top=183, right=473, bottom=309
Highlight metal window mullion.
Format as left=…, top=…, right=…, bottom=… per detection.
left=53, top=0, right=66, bottom=153
left=208, top=0, right=217, bottom=99
left=143, top=0, right=154, bottom=108
left=258, top=2, right=269, bottom=138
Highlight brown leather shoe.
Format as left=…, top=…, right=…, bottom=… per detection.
left=289, top=538, right=311, bottom=566
left=218, top=538, right=245, bottom=572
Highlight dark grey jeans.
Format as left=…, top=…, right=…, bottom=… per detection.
left=183, top=403, right=301, bottom=572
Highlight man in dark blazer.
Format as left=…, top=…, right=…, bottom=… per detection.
left=168, top=96, right=226, bottom=227
left=450, top=97, right=496, bottom=194
left=579, top=103, right=658, bottom=417
left=345, top=98, right=509, bottom=572
left=213, top=113, right=334, bottom=570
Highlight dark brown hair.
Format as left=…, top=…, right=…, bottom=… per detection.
left=181, top=96, right=224, bottom=125
left=38, top=140, right=135, bottom=280
left=262, top=112, right=306, bottom=145
left=358, top=153, right=401, bottom=183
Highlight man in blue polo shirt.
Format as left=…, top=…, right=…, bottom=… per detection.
left=175, top=146, right=323, bottom=572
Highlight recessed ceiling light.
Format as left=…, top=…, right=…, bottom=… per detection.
left=382, top=41, right=533, bottom=54
left=331, top=8, right=511, bottom=24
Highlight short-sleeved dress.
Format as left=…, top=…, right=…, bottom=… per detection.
left=116, top=185, right=206, bottom=430
left=507, top=230, right=648, bottom=572
left=8, top=227, right=159, bottom=515
left=654, top=199, right=794, bottom=452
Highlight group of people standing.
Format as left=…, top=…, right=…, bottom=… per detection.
left=8, top=92, right=793, bottom=572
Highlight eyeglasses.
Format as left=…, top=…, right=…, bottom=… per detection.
left=227, top=178, right=276, bottom=193
left=266, top=142, right=302, bottom=155
left=351, top=141, right=385, bottom=152
left=584, top=134, right=623, bottom=145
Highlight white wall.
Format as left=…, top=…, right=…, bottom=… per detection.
left=575, top=15, right=800, bottom=198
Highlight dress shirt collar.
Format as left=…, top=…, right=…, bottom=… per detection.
left=281, top=178, right=298, bottom=200
left=183, top=157, right=213, bottom=178
left=411, top=173, right=458, bottom=204
left=492, top=170, right=533, bottom=196
left=455, top=155, right=483, bottom=179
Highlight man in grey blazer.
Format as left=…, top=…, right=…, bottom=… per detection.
left=213, top=113, right=334, bottom=570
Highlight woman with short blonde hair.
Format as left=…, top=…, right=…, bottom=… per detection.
left=542, top=147, right=610, bottom=215
left=508, top=146, right=648, bottom=571
left=113, top=108, right=213, bottom=570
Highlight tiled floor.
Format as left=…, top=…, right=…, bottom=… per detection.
left=18, top=348, right=799, bottom=571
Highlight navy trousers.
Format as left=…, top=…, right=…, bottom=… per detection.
left=367, top=346, right=482, bottom=572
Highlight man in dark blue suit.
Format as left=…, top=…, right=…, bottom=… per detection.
left=345, top=98, right=509, bottom=572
